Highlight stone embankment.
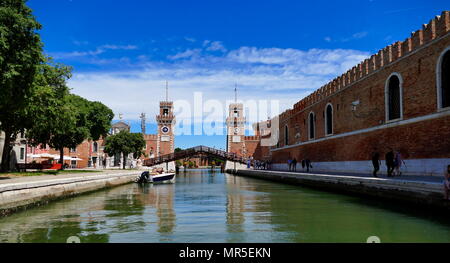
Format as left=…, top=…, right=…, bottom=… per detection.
left=0, top=171, right=141, bottom=216
left=230, top=169, right=450, bottom=211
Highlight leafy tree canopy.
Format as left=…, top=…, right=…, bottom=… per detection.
left=0, top=0, right=45, bottom=171
left=27, top=64, right=114, bottom=168
left=104, top=131, right=146, bottom=169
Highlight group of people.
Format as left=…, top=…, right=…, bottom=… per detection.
left=247, top=159, right=271, bottom=170
left=371, top=148, right=406, bottom=178
left=287, top=158, right=312, bottom=172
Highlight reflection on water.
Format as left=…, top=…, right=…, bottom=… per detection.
left=1, top=169, right=450, bottom=243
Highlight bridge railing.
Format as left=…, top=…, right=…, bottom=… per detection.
left=143, top=145, right=249, bottom=167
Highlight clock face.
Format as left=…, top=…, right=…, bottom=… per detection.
left=234, top=127, right=240, bottom=134
left=161, top=126, right=170, bottom=134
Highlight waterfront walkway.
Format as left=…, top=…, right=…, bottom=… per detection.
left=0, top=169, right=133, bottom=185
left=261, top=169, right=444, bottom=183
left=0, top=170, right=141, bottom=216
left=233, top=169, right=449, bottom=211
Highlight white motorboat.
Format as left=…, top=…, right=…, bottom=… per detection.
left=136, top=171, right=176, bottom=184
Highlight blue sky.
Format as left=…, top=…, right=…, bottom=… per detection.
left=28, top=0, right=449, bottom=149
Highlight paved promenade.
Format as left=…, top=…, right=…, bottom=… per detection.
left=0, top=169, right=134, bottom=185
left=262, top=169, right=444, bottom=183
left=0, top=170, right=142, bottom=216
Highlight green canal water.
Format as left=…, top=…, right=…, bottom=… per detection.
left=1, top=169, right=450, bottom=243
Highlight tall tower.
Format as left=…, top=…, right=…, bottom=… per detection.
left=156, top=83, right=176, bottom=157
left=226, top=86, right=246, bottom=156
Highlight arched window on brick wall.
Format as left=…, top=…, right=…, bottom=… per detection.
left=325, top=104, right=333, bottom=135
left=385, top=73, right=403, bottom=121
left=437, top=47, right=450, bottom=109
left=308, top=112, right=315, bottom=140
left=284, top=125, right=289, bottom=146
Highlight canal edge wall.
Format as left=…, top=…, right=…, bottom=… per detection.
left=230, top=169, right=450, bottom=212
left=0, top=171, right=141, bottom=217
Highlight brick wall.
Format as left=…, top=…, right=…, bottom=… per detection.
left=269, top=11, right=450, bottom=171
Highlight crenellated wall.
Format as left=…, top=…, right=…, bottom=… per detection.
left=288, top=11, right=450, bottom=115
left=267, top=11, right=450, bottom=176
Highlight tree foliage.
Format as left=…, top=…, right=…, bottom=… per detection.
left=0, top=1, right=114, bottom=171
left=28, top=91, right=114, bottom=168
left=104, top=131, right=146, bottom=169
left=0, top=0, right=45, bottom=171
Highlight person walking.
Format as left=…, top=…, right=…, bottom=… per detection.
left=305, top=159, right=312, bottom=173
left=371, top=150, right=381, bottom=177
left=287, top=158, right=292, bottom=172
left=292, top=158, right=297, bottom=172
left=444, top=165, right=450, bottom=201
left=385, top=148, right=395, bottom=177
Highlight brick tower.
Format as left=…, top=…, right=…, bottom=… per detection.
left=156, top=84, right=176, bottom=157
left=226, top=102, right=246, bottom=157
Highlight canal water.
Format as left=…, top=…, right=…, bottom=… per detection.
left=1, top=169, right=450, bottom=243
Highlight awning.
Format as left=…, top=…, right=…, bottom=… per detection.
left=27, top=153, right=82, bottom=161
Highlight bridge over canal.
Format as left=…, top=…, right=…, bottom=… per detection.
left=143, top=146, right=249, bottom=171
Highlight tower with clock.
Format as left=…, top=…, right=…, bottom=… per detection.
left=156, top=88, right=176, bottom=157
left=226, top=102, right=246, bottom=156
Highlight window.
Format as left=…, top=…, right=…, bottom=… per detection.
left=325, top=104, right=333, bottom=135
left=385, top=73, right=403, bottom=121
left=284, top=125, right=289, bottom=146
left=437, top=47, right=450, bottom=109
left=309, top=112, right=315, bottom=140
left=163, top=109, right=169, bottom=116
left=20, top=148, right=25, bottom=160
left=233, top=107, right=240, bottom=117
left=93, top=142, right=98, bottom=153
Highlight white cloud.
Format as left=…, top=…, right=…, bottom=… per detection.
left=341, top=31, right=368, bottom=42
left=184, top=37, right=196, bottom=43
left=206, top=41, right=227, bottom=52
left=68, top=45, right=370, bottom=123
left=167, top=49, right=202, bottom=60
left=51, top=44, right=138, bottom=59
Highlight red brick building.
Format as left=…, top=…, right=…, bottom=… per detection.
left=264, top=11, right=450, bottom=176
left=225, top=102, right=263, bottom=159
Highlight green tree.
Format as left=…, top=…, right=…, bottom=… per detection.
left=0, top=0, right=45, bottom=171
left=27, top=66, right=114, bottom=169
left=104, top=131, right=146, bottom=169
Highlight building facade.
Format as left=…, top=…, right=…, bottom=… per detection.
left=267, top=11, right=450, bottom=176
left=225, top=102, right=262, bottom=159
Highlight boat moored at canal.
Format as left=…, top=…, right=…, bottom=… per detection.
left=136, top=171, right=176, bottom=184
